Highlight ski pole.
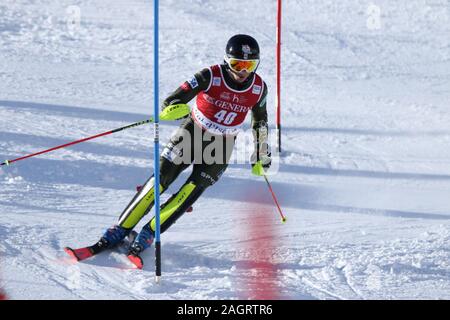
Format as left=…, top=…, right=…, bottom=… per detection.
left=0, top=118, right=153, bottom=167
left=0, top=103, right=190, bottom=167
left=252, top=161, right=286, bottom=223
left=263, top=174, right=287, bottom=223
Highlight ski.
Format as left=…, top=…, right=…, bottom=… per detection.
left=127, top=254, right=144, bottom=269
left=64, top=246, right=96, bottom=262
left=65, top=231, right=138, bottom=262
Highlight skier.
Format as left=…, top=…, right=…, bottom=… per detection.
left=66, top=34, right=272, bottom=268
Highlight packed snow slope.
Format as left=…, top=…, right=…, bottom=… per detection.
left=0, top=0, right=449, bottom=299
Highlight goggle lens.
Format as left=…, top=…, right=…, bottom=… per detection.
left=227, top=58, right=259, bottom=73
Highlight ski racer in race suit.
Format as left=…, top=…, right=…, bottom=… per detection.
left=94, top=34, right=272, bottom=262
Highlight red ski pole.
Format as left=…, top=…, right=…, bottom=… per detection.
left=0, top=118, right=153, bottom=167
left=0, top=103, right=191, bottom=167
left=263, top=174, right=287, bottom=223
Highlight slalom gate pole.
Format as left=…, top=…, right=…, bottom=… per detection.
left=0, top=118, right=153, bottom=167
left=263, top=174, right=287, bottom=223
left=153, top=0, right=162, bottom=284
left=276, top=0, right=282, bottom=154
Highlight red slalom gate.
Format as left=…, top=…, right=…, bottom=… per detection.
left=276, top=0, right=283, bottom=153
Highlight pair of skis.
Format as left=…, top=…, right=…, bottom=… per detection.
left=64, top=186, right=194, bottom=269
left=64, top=231, right=144, bottom=269
left=64, top=183, right=194, bottom=270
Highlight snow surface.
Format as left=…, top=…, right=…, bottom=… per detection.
left=1, top=0, right=450, bottom=300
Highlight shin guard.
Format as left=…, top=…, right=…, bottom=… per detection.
left=150, top=181, right=205, bottom=234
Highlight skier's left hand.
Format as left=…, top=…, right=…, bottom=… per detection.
left=251, top=150, right=271, bottom=176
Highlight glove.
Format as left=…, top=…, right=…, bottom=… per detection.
left=251, top=150, right=271, bottom=176
left=161, top=103, right=190, bottom=120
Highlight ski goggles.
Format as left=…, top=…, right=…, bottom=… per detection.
left=225, top=56, right=259, bottom=73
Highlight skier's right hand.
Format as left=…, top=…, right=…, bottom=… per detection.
left=161, top=103, right=190, bottom=120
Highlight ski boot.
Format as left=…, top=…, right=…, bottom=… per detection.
left=64, top=225, right=130, bottom=261
left=127, top=224, right=154, bottom=269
